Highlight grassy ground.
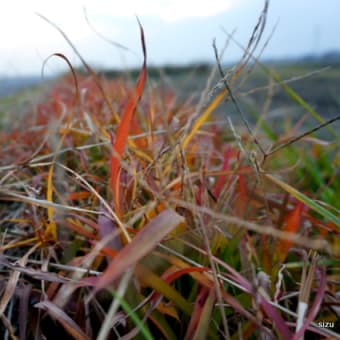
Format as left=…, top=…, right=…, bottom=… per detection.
left=0, top=9, right=339, bottom=340
left=0, top=82, right=51, bottom=130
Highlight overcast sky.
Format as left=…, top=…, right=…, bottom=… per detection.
left=0, top=0, right=339, bottom=76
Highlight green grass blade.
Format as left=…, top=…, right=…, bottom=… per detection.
left=265, top=174, right=340, bottom=229
left=111, top=290, right=154, bottom=340
left=257, top=63, right=336, bottom=136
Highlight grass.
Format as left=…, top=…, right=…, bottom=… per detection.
left=0, top=82, right=50, bottom=130
left=0, top=3, right=339, bottom=339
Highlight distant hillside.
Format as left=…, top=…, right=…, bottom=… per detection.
left=1, top=50, right=339, bottom=99
left=265, top=50, right=340, bottom=66
left=0, top=76, right=43, bottom=97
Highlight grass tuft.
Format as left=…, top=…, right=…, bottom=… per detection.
left=0, top=3, right=339, bottom=339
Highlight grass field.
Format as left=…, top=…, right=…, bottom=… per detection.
left=0, top=7, right=339, bottom=340
left=100, top=60, right=340, bottom=132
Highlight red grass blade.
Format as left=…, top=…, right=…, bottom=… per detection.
left=111, top=19, right=147, bottom=215
left=94, top=209, right=184, bottom=292
left=162, top=267, right=209, bottom=284
left=67, top=191, right=92, bottom=201
left=275, top=202, right=304, bottom=263
left=184, top=287, right=209, bottom=340
left=192, top=289, right=216, bottom=339
left=259, top=296, right=293, bottom=339
left=150, top=267, right=209, bottom=304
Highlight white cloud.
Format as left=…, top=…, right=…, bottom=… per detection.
left=85, top=0, right=238, bottom=21
left=1, top=0, right=338, bottom=77
left=0, top=0, right=238, bottom=50
left=0, top=3, right=88, bottom=48
left=0, top=0, right=239, bottom=75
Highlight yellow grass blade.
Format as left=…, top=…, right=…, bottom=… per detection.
left=136, top=265, right=193, bottom=316
left=182, top=88, right=227, bottom=149
left=46, top=163, right=57, bottom=240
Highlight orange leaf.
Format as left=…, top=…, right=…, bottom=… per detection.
left=67, top=191, right=91, bottom=201
left=111, top=19, right=147, bottom=215
left=275, top=202, right=304, bottom=263
left=235, top=173, right=248, bottom=216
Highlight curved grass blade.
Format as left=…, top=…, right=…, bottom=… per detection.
left=36, top=13, right=119, bottom=122
left=41, top=52, right=80, bottom=108
left=151, top=267, right=209, bottom=303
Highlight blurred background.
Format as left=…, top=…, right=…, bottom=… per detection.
left=0, top=0, right=339, bottom=127
left=0, top=0, right=339, bottom=76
